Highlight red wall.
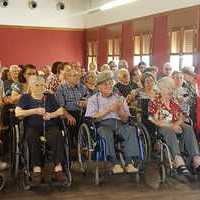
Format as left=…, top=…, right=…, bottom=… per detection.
left=0, top=27, right=85, bottom=68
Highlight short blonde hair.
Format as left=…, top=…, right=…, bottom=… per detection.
left=100, top=64, right=110, bottom=72
left=88, top=62, right=97, bottom=71
left=9, top=65, right=20, bottom=72
left=117, top=68, right=129, bottom=82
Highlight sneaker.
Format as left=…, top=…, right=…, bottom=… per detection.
left=54, top=171, right=66, bottom=183
left=31, top=172, right=42, bottom=185
left=125, top=164, right=138, bottom=173
left=0, top=161, right=8, bottom=171
left=112, top=164, right=124, bottom=174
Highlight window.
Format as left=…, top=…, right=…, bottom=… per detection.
left=133, top=33, right=151, bottom=66
left=107, top=39, right=120, bottom=64
left=170, top=28, right=195, bottom=70
left=87, top=41, right=98, bottom=68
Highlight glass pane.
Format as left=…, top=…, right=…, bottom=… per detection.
left=133, top=56, right=141, bottom=66
left=114, top=39, right=120, bottom=55
left=183, top=29, right=194, bottom=53
left=141, top=55, right=150, bottom=66
left=182, top=54, right=193, bottom=68
left=88, top=42, right=92, bottom=56
left=170, top=55, right=180, bottom=71
left=108, top=40, right=113, bottom=55
left=88, top=57, right=93, bottom=68
left=142, top=34, right=151, bottom=54
left=93, top=42, right=98, bottom=56
left=134, top=35, right=141, bottom=54
left=171, top=31, right=181, bottom=54
left=108, top=56, right=113, bottom=63
left=113, top=56, right=120, bottom=65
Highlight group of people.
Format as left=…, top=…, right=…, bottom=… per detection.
left=0, top=59, right=199, bottom=185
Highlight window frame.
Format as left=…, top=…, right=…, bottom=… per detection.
left=169, top=26, right=196, bottom=70
left=133, top=32, right=152, bottom=66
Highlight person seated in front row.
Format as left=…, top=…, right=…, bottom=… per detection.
left=148, top=77, right=200, bottom=175
left=85, top=70, right=140, bottom=174
left=15, top=75, right=66, bottom=185
left=55, top=68, right=88, bottom=148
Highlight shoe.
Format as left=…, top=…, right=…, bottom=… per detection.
left=177, top=165, right=190, bottom=176
left=31, top=172, right=42, bottom=185
left=0, top=161, right=8, bottom=171
left=125, top=164, right=138, bottom=173
left=112, top=164, right=124, bottom=174
left=54, top=171, right=66, bottom=183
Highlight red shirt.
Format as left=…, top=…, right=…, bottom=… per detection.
left=148, top=94, right=181, bottom=122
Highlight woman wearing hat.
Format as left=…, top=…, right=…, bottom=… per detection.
left=85, top=70, right=140, bottom=174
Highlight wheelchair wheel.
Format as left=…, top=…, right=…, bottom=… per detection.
left=136, top=123, right=151, bottom=162
left=0, top=173, right=5, bottom=191
left=63, top=133, right=72, bottom=187
left=20, top=142, right=31, bottom=191
left=10, top=124, right=20, bottom=178
left=78, top=123, right=92, bottom=173
left=160, top=164, right=166, bottom=183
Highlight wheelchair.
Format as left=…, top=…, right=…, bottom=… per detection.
left=9, top=111, right=72, bottom=190
left=152, top=122, right=199, bottom=184
left=77, top=117, right=151, bottom=185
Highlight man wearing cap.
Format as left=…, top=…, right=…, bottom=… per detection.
left=85, top=70, right=140, bottom=174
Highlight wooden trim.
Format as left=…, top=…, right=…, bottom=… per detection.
left=0, top=24, right=84, bottom=31
left=86, top=5, right=199, bottom=30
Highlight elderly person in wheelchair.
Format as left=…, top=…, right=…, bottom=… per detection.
left=15, top=75, right=66, bottom=185
left=148, top=77, right=200, bottom=176
left=85, top=70, right=140, bottom=174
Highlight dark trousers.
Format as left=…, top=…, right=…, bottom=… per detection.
left=26, top=126, right=65, bottom=168
left=67, top=110, right=83, bottom=149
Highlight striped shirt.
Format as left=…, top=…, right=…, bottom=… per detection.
left=85, top=92, right=130, bottom=121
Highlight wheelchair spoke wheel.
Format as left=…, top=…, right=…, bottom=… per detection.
left=0, top=173, right=5, bottom=191
left=21, top=170, right=31, bottom=191
left=160, top=164, right=166, bottom=183
left=10, top=124, right=20, bottom=178
left=137, top=123, right=151, bottom=162
left=78, top=123, right=92, bottom=173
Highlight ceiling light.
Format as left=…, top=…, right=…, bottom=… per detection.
left=57, top=1, right=65, bottom=10
left=100, top=0, right=137, bottom=11
left=28, top=0, right=37, bottom=9
left=0, top=0, right=8, bottom=8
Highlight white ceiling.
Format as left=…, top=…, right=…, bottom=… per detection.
left=0, top=0, right=199, bottom=29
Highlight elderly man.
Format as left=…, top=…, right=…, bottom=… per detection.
left=85, top=70, right=140, bottom=174
left=157, top=62, right=173, bottom=80
left=55, top=68, right=88, bottom=148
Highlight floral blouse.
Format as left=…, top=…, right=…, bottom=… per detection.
left=148, top=94, right=182, bottom=123
left=46, top=73, right=61, bottom=93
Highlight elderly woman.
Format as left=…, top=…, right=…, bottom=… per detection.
left=86, top=70, right=140, bottom=174
left=83, top=72, right=97, bottom=97
left=172, top=71, right=190, bottom=116
left=130, top=67, right=143, bottom=89
left=114, top=68, right=138, bottom=98
left=11, top=64, right=37, bottom=103
left=15, top=75, right=66, bottom=185
left=148, top=77, right=200, bottom=175
left=129, top=72, right=157, bottom=134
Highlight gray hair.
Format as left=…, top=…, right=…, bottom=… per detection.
left=157, top=76, right=175, bottom=90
